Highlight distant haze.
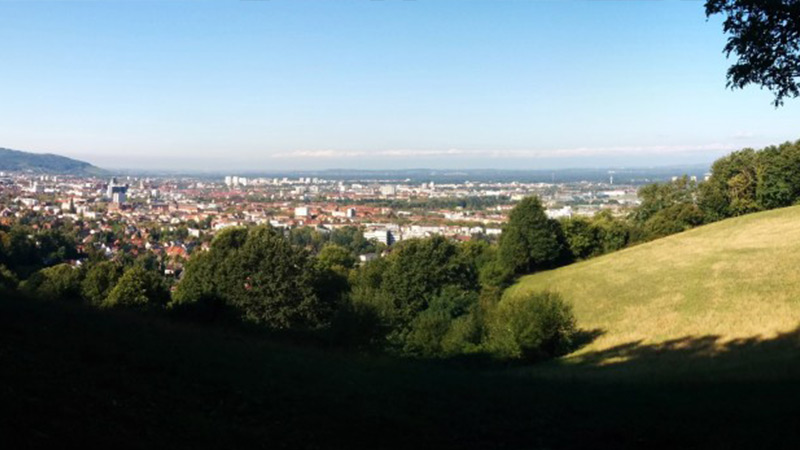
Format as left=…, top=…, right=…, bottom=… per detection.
left=1, top=1, right=798, bottom=171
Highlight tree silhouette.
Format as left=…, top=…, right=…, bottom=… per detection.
left=706, top=0, right=800, bottom=106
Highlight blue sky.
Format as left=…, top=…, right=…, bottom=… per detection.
left=1, top=0, right=798, bottom=171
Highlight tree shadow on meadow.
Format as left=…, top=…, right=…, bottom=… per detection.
left=543, top=325, right=800, bottom=381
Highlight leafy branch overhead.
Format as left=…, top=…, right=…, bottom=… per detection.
left=706, top=0, right=800, bottom=106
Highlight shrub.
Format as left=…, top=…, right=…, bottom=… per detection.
left=489, top=291, right=576, bottom=361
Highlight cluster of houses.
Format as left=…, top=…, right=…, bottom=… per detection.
left=0, top=172, right=639, bottom=279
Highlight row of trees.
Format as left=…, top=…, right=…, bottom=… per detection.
left=19, top=258, right=169, bottom=310
left=0, top=223, right=80, bottom=279
left=700, top=141, right=800, bottom=219
left=630, top=140, right=800, bottom=239
left=6, top=213, right=579, bottom=362
left=164, top=194, right=590, bottom=360
left=545, top=141, right=800, bottom=265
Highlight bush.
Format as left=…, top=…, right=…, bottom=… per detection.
left=489, top=291, right=576, bottom=361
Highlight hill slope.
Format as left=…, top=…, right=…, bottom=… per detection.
left=0, top=147, right=102, bottom=174
left=3, top=294, right=800, bottom=449
left=507, top=205, right=800, bottom=359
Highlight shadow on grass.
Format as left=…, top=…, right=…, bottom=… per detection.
left=5, top=294, right=800, bottom=449
left=571, top=327, right=606, bottom=350
left=542, top=326, right=800, bottom=381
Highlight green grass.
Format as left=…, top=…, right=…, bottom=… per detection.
left=6, top=209, right=800, bottom=448
left=507, top=205, right=800, bottom=369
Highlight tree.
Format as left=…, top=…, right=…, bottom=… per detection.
left=329, top=226, right=378, bottom=255
left=22, top=263, right=83, bottom=300
left=488, top=291, right=577, bottom=361
left=347, top=236, right=482, bottom=356
left=632, top=176, right=698, bottom=225
left=755, top=140, right=800, bottom=209
left=173, top=226, right=336, bottom=330
left=401, top=285, right=481, bottom=357
left=706, top=0, right=800, bottom=106
left=498, top=196, right=564, bottom=276
left=0, top=264, right=19, bottom=291
left=81, top=261, right=123, bottom=307
left=169, top=250, right=231, bottom=321
left=643, top=203, right=705, bottom=239
left=6, top=225, right=37, bottom=273
left=289, top=227, right=327, bottom=253
left=592, top=210, right=633, bottom=253
left=561, top=217, right=600, bottom=260
left=379, top=236, right=479, bottom=327
left=317, top=244, right=357, bottom=274
left=36, top=229, right=79, bottom=266
left=171, top=250, right=219, bottom=306
left=103, top=266, right=169, bottom=309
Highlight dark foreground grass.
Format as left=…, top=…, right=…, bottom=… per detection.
left=2, top=294, right=800, bottom=449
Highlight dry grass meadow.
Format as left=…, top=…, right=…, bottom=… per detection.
left=506, top=205, right=800, bottom=372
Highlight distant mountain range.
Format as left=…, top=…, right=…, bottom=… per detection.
left=0, top=147, right=103, bottom=175
left=0, top=145, right=710, bottom=184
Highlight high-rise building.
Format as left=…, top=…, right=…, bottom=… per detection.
left=107, top=178, right=128, bottom=204
left=112, top=191, right=126, bottom=204
left=106, top=178, right=123, bottom=199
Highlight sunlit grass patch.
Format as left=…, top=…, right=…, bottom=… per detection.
left=507, top=205, right=800, bottom=357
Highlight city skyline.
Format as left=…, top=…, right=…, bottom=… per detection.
left=2, top=1, right=799, bottom=170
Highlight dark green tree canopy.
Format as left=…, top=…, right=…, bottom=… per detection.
left=379, top=236, right=479, bottom=326
left=21, top=263, right=83, bottom=301
left=104, top=266, right=169, bottom=310
left=347, top=235, right=483, bottom=357
left=699, top=140, right=800, bottom=219
left=706, top=0, right=800, bottom=106
left=498, top=196, right=564, bottom=276
left=81, top=261, right=123, bottom=307
left=174, top=226, right=337, bottom=330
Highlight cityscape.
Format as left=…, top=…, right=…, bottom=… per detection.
left=2, top=167, right=693, bottom=280
left=3, top=1, right=800, bottom=448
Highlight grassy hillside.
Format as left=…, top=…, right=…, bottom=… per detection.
left=507, top=205, right=800, bottom=362
left=3, top=293, right=800, bottom=449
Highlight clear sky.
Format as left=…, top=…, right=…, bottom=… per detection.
left=1, top=0, right=799, bottom=171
